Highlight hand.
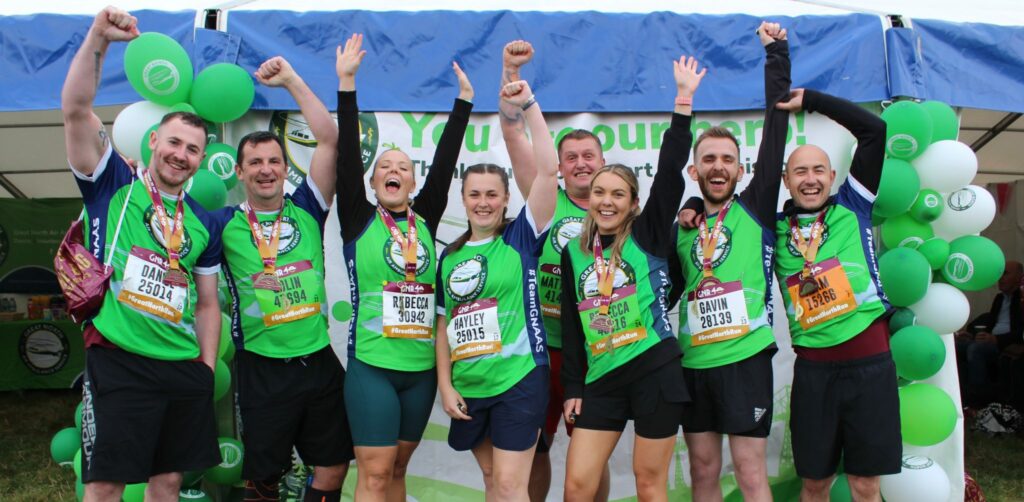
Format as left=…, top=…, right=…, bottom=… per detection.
left=503, top=40, right=534, bottom=70
left=92, top=6, right=140, bottom=42
left=453, top=61, right=474, bottom=102
left=254, top=56, right=297, bottom=88
left=678, top=208, right=699, bottom=229
left=563, top=398, right=582, bottom=424
left=776, top=89, right=805, bottom=112
left=500, top=80, right=532, bottom=108
left=336, top=33, right=366, bottom=80
left=976, top=332, right=997, bottom=344
left=673, top=56, right=707, bottom=98
left=441, top=386, right=471, bottom=420
left=954, top=330, right=972, bottom=341
left=757, top=21, right=787, bottom=46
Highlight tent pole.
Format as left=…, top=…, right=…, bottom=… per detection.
left=971, top=112, right=1023, bottom=152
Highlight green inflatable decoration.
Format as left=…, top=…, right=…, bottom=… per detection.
left=897, top=376, right=912, bottom=387
left=881, top=214, right=934, bottom=250
left=202, top=143, right=239, bottom=190
left=830, top=474, right=853, bottom=502
left=75, top=401, right=83, bottom=431
left=205, top=437, right=244, bottom=485
left=76, top=478, right=84, bottom=501
left=899, top=383, right=957, bottom=446
left=218, top=313, right=235, bottom=363
left=50, top=427, right=80, bottom=467
left=73, top=448, right=82, bottom=478
left=889, top=307, right=917, bottom=333
left=921, top=101, right=959, bottom=142
left=123, top=483, right=147, bottom=502
left=873, top=158, right=920, bottom=218
left=878, top=247, right=931, bottom=307
left=213, top=359, right=231, bottom=402
left=332, top=301, right=353, bottom=322
left=943, top=236, right=1006, bottom=291
left=909, top=189, right=944, bottom=222
left=139, top=123, right=160, bottom=166
left=190, top=63, right=255, bottom=123
left=182, top=470, right=204, bottom=488
left=185, top=169, right=228, bottom=211
left=123, top=33, right=194, bottom=105
left=871, top=211, right=886, bottom=228
left=881, top=101, right=934, bottom=160
left=169, top=102, right=197, bottom=114
left=918, top=238, right=951, bottom=270
left=891, top=326, right=946, bottom=381
left=180, top=488, right=214, bottom=501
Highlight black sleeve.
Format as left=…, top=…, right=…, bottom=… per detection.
left=560, top=247, right=586, bottom=400
left=666, top=223, right=686, bottom=311
left=737, top=40, right=791, bottom=228
left=801, top=89, right=887, bottom=194
left=335, top=91, right=376, bottom=243
left=633, top=112, right=694, bottom=258
left=413, top=98, right=473, bottom=235
left=682, top=196, right=705, bottom=214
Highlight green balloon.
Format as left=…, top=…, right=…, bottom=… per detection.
left=201, top=143, right=239, bottom=190
left=190, top=63, right=255, bottom=123
left=889, top=307, right=917, bottom=332
left=139, top=123, right=160, bottom=166
left=882, top=101, right=934, bottom=160
left=891, top=325, right=946, bottom=381
left=878, top=247, right=932, bottom=307
left=185, top=169, right=228, bottom=211
left=179, top=488, right=214, bottom=501
left=213, top=359, right=231, bottom=402
left=873, top=158, right=920, bottom=218
left=332, top=301, right=353, bottom=322
left=897, top=376, right=913, bottom=387
left=205, top=437, right=244, bottom=485
left=917, top=238, right=950, bottom=270
left=921, top=101, right=959, bottom=142
left=182, top=470, right=204, bottom=488
left=218, top=313, right=235, bottom=363
left=50, top=427, right=80, bottom=467
left=829, top=474, right=853, bottom=502
left=909, top=189, right=944, bottom=223
left=123, top=483, right=147, bottom=502
left=881, top=214, right=934, bottom=250
left=871, top=211, right=886, bottom=228
left=73, top=448, right=82, bottom=478
left=899, top=383, right=957, bottom=446
left=75, top=401, right=83, bottom=431
left=76, top=477, right=84, bottom=501
left=123, top=32, right=194, bottom=105
left=169, top=102, right=197, bottom=114
left=943, top=236, right=1006, bottom=291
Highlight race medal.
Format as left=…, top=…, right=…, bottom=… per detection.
left=244, top=202, right=285, bottom=291
left=253, top=272, right=282, bottom=292
left=142, top=172, right=189, bottom=288
left=382, top=281, right=435, bottom=339
left=686, top=279, right=750, bottom=346
left=578, top=284, right=647, bottom=357
left=252, top=260, right=321, bottom=326
left=378, top=206, right=420, bottom=283
left=798, top=274, right=819, bottom=297
left=447, top=298, right=502, bottom=361
left=117, top=245, right=188, bottom=323
left=690, top=199, right=734, bottom=319
left=162, top=268, right=190, bottom=288
left=785, top=257, right=858, bottom=330
left=589, top=313, right=614, bottom=334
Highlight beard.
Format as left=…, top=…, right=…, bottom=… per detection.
left=698, top=175, right=738, bottom=206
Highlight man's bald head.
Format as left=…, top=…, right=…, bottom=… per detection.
left=782, top=144, right=836, bottom=210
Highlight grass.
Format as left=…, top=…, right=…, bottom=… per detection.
left=2, top=389, right=1024, bottom=501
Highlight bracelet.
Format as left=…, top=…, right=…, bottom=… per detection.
left=522, top=95, right=537, bottom=111
left=675, top=96, right=693, bottom=106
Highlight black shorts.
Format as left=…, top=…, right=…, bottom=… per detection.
left=574, top=360, right=688, bottom=439
left=682, top=348, right=775, bottom=437
left=449, top=366, right=548, bottom=452
left=236, top=346, right=354, bottom=480
left=80, top=347, right=220, bottom=483
left=790, top=352, right=902, bottom=479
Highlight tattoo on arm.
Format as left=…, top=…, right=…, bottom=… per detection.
left=93, top=51, right=102, bottom=89
left=98, top=127, right=110, bottom=149
left=499, top=108, right=525, bottom=128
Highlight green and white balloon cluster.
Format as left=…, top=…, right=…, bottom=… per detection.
left=110, top=32, right=252, bottom=211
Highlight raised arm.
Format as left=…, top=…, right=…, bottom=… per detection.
left=62, top=7, right=139, bottom=175
left=502, top=80, right=559, bottom=231
left=498, top=40, right=540, bottom=197
left=334, top=34, right=375, bottom=241
left=256, top=56, right=338, bottom=202
left=740, top=22, right=792, bottom=227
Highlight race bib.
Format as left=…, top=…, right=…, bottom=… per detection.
left=382, top=281, right=435, bottom=339
left=786, top=258, right=858, bottom=330
left=447, top=298, right=501, bottom=361
left=539, top=263, right=562, bottom=319
left=686, top=279, right=750, bottom=346
left=252, top=260, right=321, bottom=327
left=578, top=285, right=647, bottom=356
left=117, top=246, right=188, bottom=323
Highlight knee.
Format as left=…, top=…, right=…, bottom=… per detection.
left=801, top=477, right=831, bottom=497
left=634, top=466, right=667, bottom=497
left=563, top=474, right=594, bottom=501
left=733, top=458, right=767, bottom=488
left=493, top=472, right=526, bottom=500
left=361, top=463, right=394, bottom=492
left=147, top=472, right=182, bottom=493
left=688, top=455, right=722, bottom=483
left=847, top=475, right=880, bottom=500
left=85, top=481, right=124, bottom=499
left=313, top=464, right=349, bottom=490
left=391, top=459, right=409, bottom=480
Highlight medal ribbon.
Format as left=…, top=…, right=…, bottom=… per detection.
left=696, top=199, right=733, bottom=279
left=788, top=210, right=828, bottom=279
left=592, top=232, right=617, bottom=317
left=143, top=171, right=186, bottom=276
left=378, top=206, right=418, bottom=282
left=243, top=202, right=284, bottom=276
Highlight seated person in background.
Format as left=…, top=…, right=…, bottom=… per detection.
left=956, top=260, right=1023, bottom=407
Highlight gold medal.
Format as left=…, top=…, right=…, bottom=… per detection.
left=798, top=275, right=819, bottom=297
left=163, top=268, right=189, bottom=288
left=253, top=272, right=282, bottom=292
left=589, top=313, right=614, bottom=335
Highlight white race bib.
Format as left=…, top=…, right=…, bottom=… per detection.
left=382, top=281, right=435, bottom=339
left=686, top=279, right=750, bottom=346
left=447, top=298, right=501, bottom=361
left=117, top=246, right=188, bottom=323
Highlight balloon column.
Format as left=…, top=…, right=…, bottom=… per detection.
left=875, top=99, right=995, bottom=500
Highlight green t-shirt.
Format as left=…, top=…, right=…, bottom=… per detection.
left=436, top=208, right=548, bottom=398
left=77, top=147, right=222, bottom=361
left=219, top=178, right=331, bottom=358
left=775, top=179, right=886, bottom=347
left=676, top=200, right=775, bottom=369
left=537, top=188, right=587, bottom=350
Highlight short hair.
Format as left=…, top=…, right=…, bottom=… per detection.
left=159, top=111, right=208, bottom=141
left=693, top=126, right=740, bottom=158
left=557, top=129, right=603, bottom=157
left=236, top=131, right=285, bottom=165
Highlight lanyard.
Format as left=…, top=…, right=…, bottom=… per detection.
left=789, top=209, right=829, bottom=296
left=244, top=202, right=285, bottom=291
left=378, top=206, right=419, bottom=282
left=696, top=199, right=733, bottom=279
left=142, top=172, right=187, bottom=287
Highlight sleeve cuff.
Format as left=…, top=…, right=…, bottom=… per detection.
left=452, top=98, right=473, bottom=119
left=305, top=174, right=331, bottom=211
left=69, top=144, right=114, bottom=182
left=193, top=264, right=221, bottom=276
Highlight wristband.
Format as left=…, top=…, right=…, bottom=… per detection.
left=675, top=96, right=693, bottom=107
left=522, top=95, right=537, bottom=111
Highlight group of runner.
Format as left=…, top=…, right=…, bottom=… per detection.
left=64, top=6, right=900, bottom=502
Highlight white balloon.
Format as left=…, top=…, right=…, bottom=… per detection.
left=912, top=140, right=978, bottom=192
left=932, top=185, right=996, bottom=241
left=111, top=101, right=172, bottom=162
left=880, top=455, right=951, bottom=502
left=909, top=282, right=970, bottom=334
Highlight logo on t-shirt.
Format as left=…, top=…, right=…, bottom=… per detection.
left=143, top=206, right=193, bottom=259
left=249, top=216, right=301, bottom=255
left=784, top=222, right=831, bottom=258
left=577, top=261, right=637, bottom=298
left=446, top=254, right=488, bottom=303
left=18, top=323, right=70, bottom=375
left=549, top=217, right=584, bottom=254
left=383, top=235, right=431, bottom=276
left=689, top=227, right=735, bottom=269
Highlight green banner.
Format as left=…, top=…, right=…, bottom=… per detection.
left=0, top=198, right=82, bottom=293
left=0, top=320, right=84, bottom=390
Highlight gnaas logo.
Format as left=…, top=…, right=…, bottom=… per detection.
left=549, top=217, right=583, bottom=254
left=271, top=110, right=379, bottom=187
left=383, top=235, right=431, bottom=276
left=446, top=254, right=488, bottom=303
left=143, top=206, right=193, bottom=258
left=689, top=227, right=735, bottom=268
left=19, top=323, right=70, bottom=375
left=785, top=222, right=831, bottom=258
left=249, top=216, right=301, bottom=255
left=947, top=188, right=977, bottom=212
left=577, top=261, right=636, bottom=298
